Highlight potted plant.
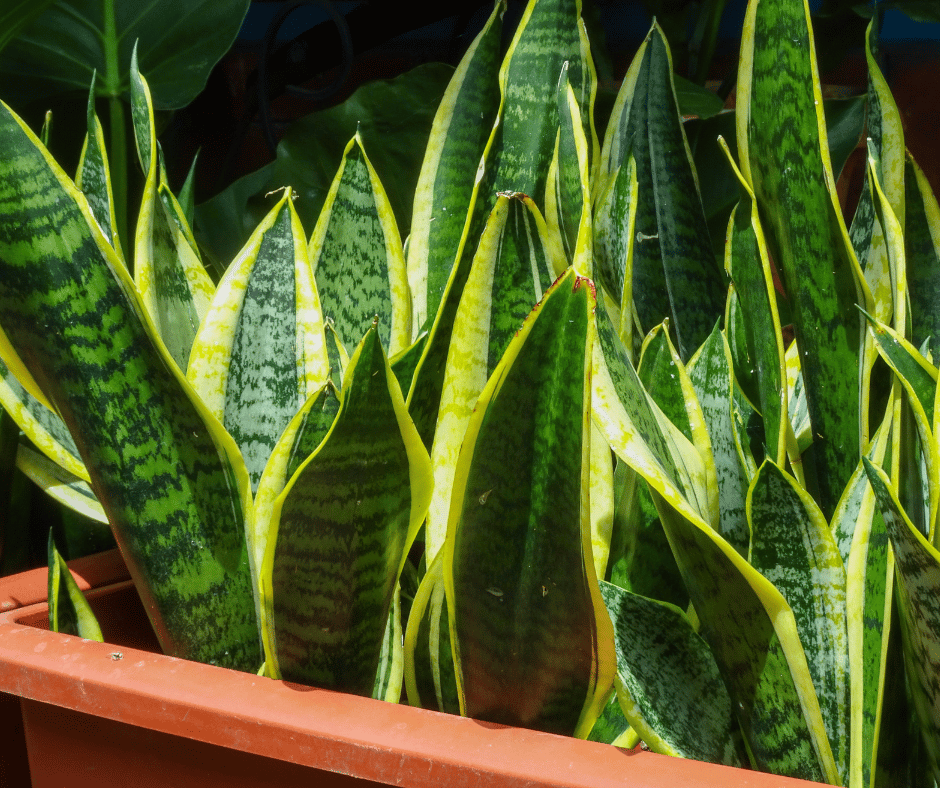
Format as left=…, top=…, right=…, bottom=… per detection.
left=2, top=0, right=940, bottom=785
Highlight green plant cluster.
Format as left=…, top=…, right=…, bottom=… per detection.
left=3, top=1, right=940, bottom=786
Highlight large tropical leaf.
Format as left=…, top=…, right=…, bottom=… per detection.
left=0, top=98, right=260, bottom=670
left=0, top=0, right=249, bottom=108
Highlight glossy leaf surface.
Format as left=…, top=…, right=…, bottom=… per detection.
left=0, top=99, right=260, bottom=670
left=446, top=271, right=614, bottom=737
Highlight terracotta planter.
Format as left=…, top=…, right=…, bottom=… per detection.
left=1, top=551, right=826, bottom=788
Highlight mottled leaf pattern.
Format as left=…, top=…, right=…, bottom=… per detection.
left=189, top=193, right=329, bottom=492
left=406, top=0, right=503, bottom=332
left=737, top=0, right=865, bottom=517
left=265, top=326, right=431, bottom=698
left=598, top=22, right=725, bottom=361
left=747, top=460, right=850, bottom=784
left=865, top=459, right=940, bottom=785
left=599, top=580, right=744, bottom=766
left=0, top=99, right=260, bottom=670
left=425, top=193, right=558, bottom=561
left=446, top=271, right=615, bottom=737
left=310, top=132, right=410, bottom=359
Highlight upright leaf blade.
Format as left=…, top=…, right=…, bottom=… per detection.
left=310, top=132, right=410, bottom=361
left=188, top=192, right=329, bottom=492
left=264, top=325, right=431, bottom=697
left=737, top=0, right=866, bottom=517
left=47, top=530, right=103, bottom=641
left=0, top=99, right=260, bottom=670
left=747, top=460, right=850, bottom=784
left=406, top=0, right=504, bottom=332
left=445, top=271, right=615, bottom=736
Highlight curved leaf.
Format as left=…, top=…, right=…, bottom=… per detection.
left=310, top=132, right=410, bottom=361
left=0, top=0, right=249, bottom=108
left=188, top=192, right=329, bottom=491
left=263, top=324, right=431, bottom=697
left=445, top=271, right=615, bottom=737
left=0, top=98, right=260, bottom=670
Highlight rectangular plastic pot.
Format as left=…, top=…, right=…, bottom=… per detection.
left=1, top=550, right=826, bottom=788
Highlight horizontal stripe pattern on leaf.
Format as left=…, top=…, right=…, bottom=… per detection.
left=310, top=132, right=410, bottom=361
left=0, top=99, right=261, bottom=671
left=446, top=271, right=613, bottom=737
left=268, top=325, right=430, bottom=696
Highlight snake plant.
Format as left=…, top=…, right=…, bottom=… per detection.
left=2, top=0, right=940, bottom=785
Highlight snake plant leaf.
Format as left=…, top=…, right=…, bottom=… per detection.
left=373, top=585, right=404, bottom=703
left=747, top=460, right=850, bottom=784
left=263, top=324, right=431, bottom=697
left=406, top=0, right=592, bottom=452
left=47, top=531, right=104, bottom=641
left=188, top=191, right=329, bottom=492
left=424, top=193, right=559, bottom=563
left=599, top=580, right=745, bottom=766
left=403, top=551, right=461, bottom=714
left=593, top=155, right=639, bottom=357
left=637, top=324, right=719, bottom=525
left=906, top=155, right=940, bottom=362
left=864, top=458, right=940, bottom=785
left=849, top=24, right=905, bottom=343
left=598, top=22, right=725, bottom=362
left=833, top=416, right=893, bottom=788
left=586, top=689, right=633, bottom=745
left=130, top=56, right=215, bottom=371
left=736, top=0, right=866, bottom=519
left=545, top=63, right=593, bottom=275
left=0, top=357, right=87, bottom=484
left=592, top=305, right=712, bottom=528
left=75, top=72, right=123, bottom=262
left=390, top=331, right=428, bottom=396
left=177, top=150, right=198, bottom=230
left=492, top=0, right=597, bottom=216
left=254, top=381, right=340, bottom=661
left=0, top=98, right=261, bottom=670
left=864, top=314, right=938, bottom=540
left=720, top=139, right=787, bottom=466
left=406, top=0, right=503, bottom=333
left=0, top=0, right=249, bottom=109
left=687, top=324, right=750, bottom=556
left=588, top=422, right=615, bottom=584
left=17, top=443, right=105, bottom=524
left=445, top=271, right=615, bottom=737
left=654, top=490, right=838, bottom=783
left=310, top=131, right=411, bottom=360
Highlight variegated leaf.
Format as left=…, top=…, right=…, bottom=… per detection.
left=310, top=131, right=410, bottom=360
left=188, top=191, right=329, bottom=492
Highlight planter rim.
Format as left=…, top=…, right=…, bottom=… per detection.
left=0, top=551, right=827, bottom=788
